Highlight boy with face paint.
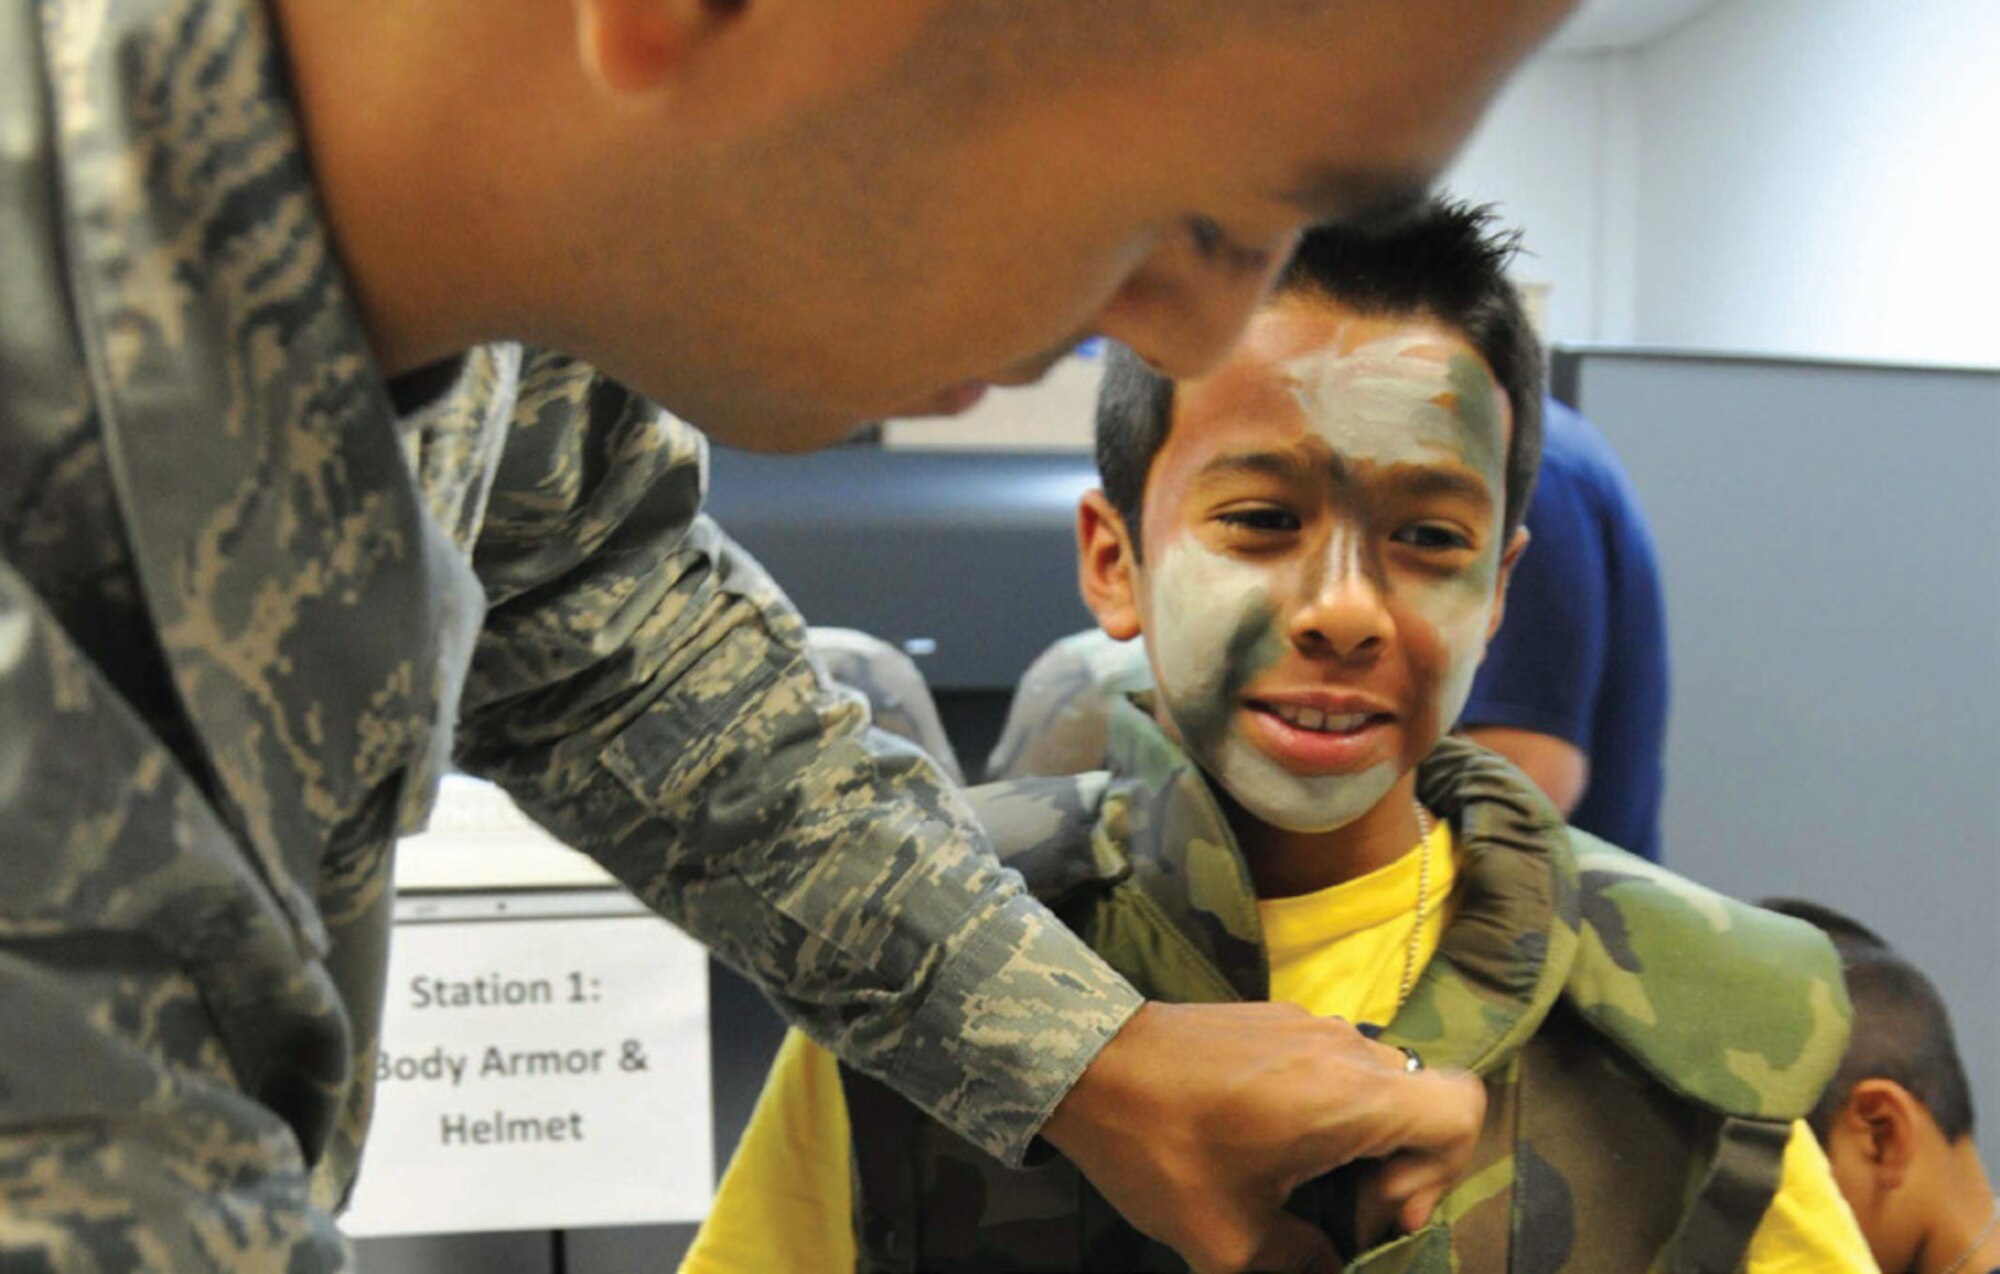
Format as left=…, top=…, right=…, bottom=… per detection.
left=686, top=203, right=1874, bottom=1271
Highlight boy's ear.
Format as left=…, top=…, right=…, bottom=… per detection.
left=573, top=0, right=743, bottom=97
left=1078, top=490, right=1144, bottom=642
left=1483, top=525, right=1531, bottom=643
left=1834, top=1078, right=1923, bottom=1191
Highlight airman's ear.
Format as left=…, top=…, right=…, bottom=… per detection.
left=1078, top=490, right=1144, bottom=643
left=573, top=0, right=744, bottom=97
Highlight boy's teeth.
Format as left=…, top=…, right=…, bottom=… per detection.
left=1270, top=704, right=1371, bottom=733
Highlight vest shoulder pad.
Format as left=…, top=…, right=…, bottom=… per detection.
left=962, top=774, right=1125, bottom=910
left=1564, top=830, right=1851, bottom=1121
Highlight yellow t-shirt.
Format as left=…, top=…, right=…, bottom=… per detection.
left=681, top=825, right=1875, bottom=1272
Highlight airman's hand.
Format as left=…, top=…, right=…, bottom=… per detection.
left=1041, top=1001, right=1485, bottom=1273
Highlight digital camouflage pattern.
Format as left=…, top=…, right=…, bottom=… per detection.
left=843, top=696, right=1852, bottom=1272
left=0, top=0, right=1140, bottom=1265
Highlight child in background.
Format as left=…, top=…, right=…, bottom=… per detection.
left=1766, top=898, right=1998, bottom=1274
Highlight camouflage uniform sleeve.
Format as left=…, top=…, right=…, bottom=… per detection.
left=455, top=351, right=1142, bottom=1163
left=807, top=627, right=966, bottom=786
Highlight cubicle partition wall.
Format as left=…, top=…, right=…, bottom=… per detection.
left=1556, top=348, right=2000, bottom=1167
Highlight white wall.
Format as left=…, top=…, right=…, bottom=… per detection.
left=1443, top=52, right=1628, bottom=346
left=1630, top=0, right=2000, bottom=366
left=1453, top=0, right=2000, bottom=368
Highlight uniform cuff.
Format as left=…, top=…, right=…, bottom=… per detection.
left=890, top=890, right=1143, bottom=1166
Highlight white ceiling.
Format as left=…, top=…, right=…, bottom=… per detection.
left=1545, top=0, right=1724, bottom=52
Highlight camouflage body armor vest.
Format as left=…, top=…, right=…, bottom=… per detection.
left=840, top=701, right=1850, bottom=1272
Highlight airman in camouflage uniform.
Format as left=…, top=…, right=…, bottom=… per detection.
left=0, top=1, right=1139, bottom=1265
left=844, top=695, right=1855, bottom=1272
left=1, top=0, right=1606, bottom=1264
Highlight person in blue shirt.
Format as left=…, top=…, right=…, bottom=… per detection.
left=1461, top=397, right=1670, bottom=861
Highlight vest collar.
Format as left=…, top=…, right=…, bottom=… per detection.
left=1100, top=696, right=1580, bottom=1075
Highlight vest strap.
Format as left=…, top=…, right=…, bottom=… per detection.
left=1668, top=1116, right=1790, bottom=1274
left=841, top=1067, right=923, bottom=1272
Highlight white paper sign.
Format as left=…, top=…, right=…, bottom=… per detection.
left=340, top=895, right=713, bottom=1236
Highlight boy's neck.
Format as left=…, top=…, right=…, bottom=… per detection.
left=1923, top=1140, right=2000, bottom=1274
left=1228, top=771, right=1428, bottom=899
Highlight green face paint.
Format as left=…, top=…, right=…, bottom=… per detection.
left=1149, top=537, right=1399, bottom=832
left=1447, top=350, right=1504, bottom=475
left=1137, top=323, right=1511, bottom=837
left=1284, top=335, right=1510, bottom=743
left=1285, top=334, right=1491, bottom=474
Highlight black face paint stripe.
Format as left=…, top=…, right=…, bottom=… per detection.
left=1180, top=597, right=1281, bottom=753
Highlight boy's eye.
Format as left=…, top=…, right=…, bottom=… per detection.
left=1393, top=523, right=1473, bottom=552
left=1218, top=507, right=1301, bottom=535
